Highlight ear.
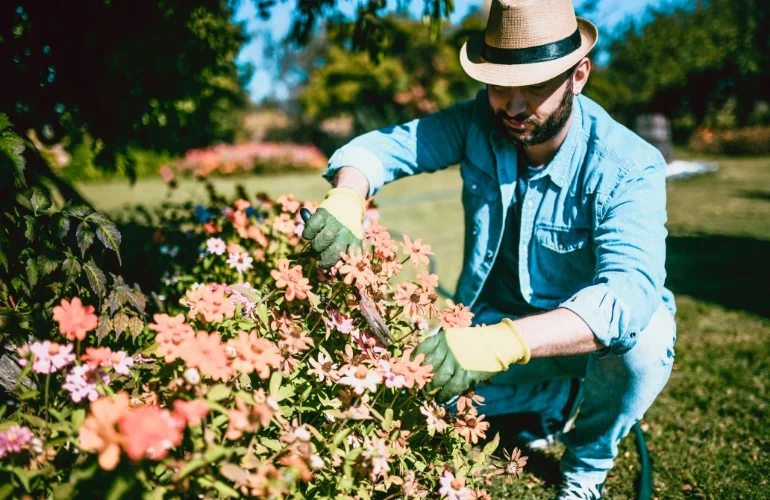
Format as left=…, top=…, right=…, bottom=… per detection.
left=572, top=57, right=591, bottom=95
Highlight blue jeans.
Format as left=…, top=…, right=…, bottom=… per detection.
left=472, top=303, right=676, bottom=485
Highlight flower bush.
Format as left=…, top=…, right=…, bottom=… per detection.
left=1, top=149, right=527, bottom=497
left=164, top=141, right=328, bottom=181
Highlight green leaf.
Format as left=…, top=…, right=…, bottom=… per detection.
left=128, top=316, right=143, bottom=341
left=72, top=408, right=86, bottom=428
left=76, top=222, right=95, bottom=257
left=24, top=216, right=36, bottom=242
left=0, top=247, right=7, bottom=271
left=62, top=255, right=81, bottom=287
left=94, top=218, right=122, bottom=264
left=0, top=483, right=14, bottom=500
left=0, top=113, right=11, bottom=130
left=106, top=474, right=137, bottom=500
left=25, top=258, right=38, bottom=289
left=64, top=205, right=92, bottom=218
left=96, top=313, right=112, bottom=344
left=20, top=413, right=46, bottom=428
left=19, top=390, right=40, bottom=400
left=383, top=408, right=394, bottom=430
left=113, top=311, right=129, bottom=340
left=37, top=255, right=59, bottom=276
left=204, top=445, right=228, bottom=463
left=177, top=458, right=207, bottom=480
left=276, top=385, right=295, bottom=402
left=269, top=371, right=282, bottom=397
left=57, top=216, right=71, bottom=240
left=207, top=384, right=231, bottom=402
left=483, top=432, right=500, bottom=455
left=83, top=258, right=106, bottom=298
left=126, top=284, right=147, bottom=314
left=0, top=129, right=29, bottom=187
left=257, top=302, right=269, bottom=327
left=30, top=191, right=51, bottom=214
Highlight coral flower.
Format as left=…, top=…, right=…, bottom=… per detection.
left=391, top=351, right=433, bottom=390
left=420, top=402, right=449, bottom=433
left=81, top=347, right=134, bottom=375
left=118, top=406, right=185, bottom=461
left=228, top=330, right=282, bottom=379
left=454, top=412, right=490, bottom=445
left=373, top=237, right=399, bottom=260
left=439, top=301, right=474, bottom=329
left=400, top=235, right=434, bottom=267
left=278, top=326, right=313, bottom=355
left=178, top=331, right=232, bottom=381
left=79, top=392, right=130, bottom=470
left=337, top=248, right=379, bottom=287
left=52, top=297, right=98, bottom=341
left=173, top=399, right=210, bottom=427
left=270, top=259, right=312, bottom=301
left=490, top=447, right=529, bottom=482
left=394, top=282, right=430, bottom=319
left=416, top=271, right=439, bottom=292
left=149, top=313, right=196, bottom=362
left=455, top=390, right=485, bottom=413
left=273, top=213, right=296, bottom=235
left=182, top=285, right=236, bottom=323
left=277, top=193, right=300, bottom=213
left=225, top=391, right=279, bottom=440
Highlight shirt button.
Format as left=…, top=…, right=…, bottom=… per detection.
left=559, top=243, right=564, bottom=249
left=486, top=250, right=493, bottom=260
left=527, top=201, right=533, bottom=208
left=472, top=184, right=477, bottom=190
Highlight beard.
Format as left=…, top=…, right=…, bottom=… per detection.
left=492, top=78, right=574, bottom=147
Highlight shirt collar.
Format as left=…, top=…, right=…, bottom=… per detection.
left=488, top=94, right=583, bottom=190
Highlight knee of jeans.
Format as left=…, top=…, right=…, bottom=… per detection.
left=616, top=306, right=676, bottom=375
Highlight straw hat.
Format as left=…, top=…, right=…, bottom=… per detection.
left=460, top=0, right=598, bottom=87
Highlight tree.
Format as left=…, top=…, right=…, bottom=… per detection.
left=1, top=0, right=251, bottom=176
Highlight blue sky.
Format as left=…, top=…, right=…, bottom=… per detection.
left=234, top=0, right=673, bottom=102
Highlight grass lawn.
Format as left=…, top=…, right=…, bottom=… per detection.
left=77, top=154, right=770, bottom=499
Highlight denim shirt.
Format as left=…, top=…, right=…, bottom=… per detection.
left=323, top=90, right=676, bottom=355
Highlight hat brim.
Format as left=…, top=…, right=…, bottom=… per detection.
left=460, top=17, right=598, bottom=87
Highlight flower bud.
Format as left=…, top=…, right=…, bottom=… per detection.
left=184, top=368, right=201, bottom=385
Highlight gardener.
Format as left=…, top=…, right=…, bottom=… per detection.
left=302, top=0, right=677, bottom=497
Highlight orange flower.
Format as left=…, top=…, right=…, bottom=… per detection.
left=172, top=399, right=210, bottom=427
left=337, top=248, right=379, bottom=287
left=79, top=392, right=130, bottom=470
left=278, top=326, right=313, bottom=355
left=149, top=313, right=196, bottom=362
left=118, top=406, right=185, bottom=461
left=52, top=297, right=98, bottom=341
left=416, top=271, right=439, bottom=292
left=273, top=213, right=296, bottom=235
left=454, top=412, right=489, bottom=444
left=227, top=330, right=282, bottom=379
left=455, top=389, right=485, bottom=414
left=400, top=235, right=434, bottom=267
left=392, top=350, right=433, bottom=390
left=178, top=331, right=232, bottom=381
left=277, top=193, right=300, bottom=213
left=225, top=390, right=279, bottom=440
left=233, top=199, right=251, bottom=211
left=270, top=259, right=312, bottom=301
left=182, top=286, right=236, bottom=323
left=279, top=454, right=313, bottom=481
left=81, top=347, right=113, bottom=369
left=373, top=237, right=398, bottom=260
left=439, top=301, right=474, bottom=329
left=394, top=282, right=430, bottom=318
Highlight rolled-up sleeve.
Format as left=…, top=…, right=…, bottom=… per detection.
left=323, top=98, right=475, bottom=197
left=560, top=160, right=668, bottom=355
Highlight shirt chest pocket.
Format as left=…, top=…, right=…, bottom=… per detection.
left=532, top=225, right=595, bottom=293
left=460, top=162, right=499, bottom=256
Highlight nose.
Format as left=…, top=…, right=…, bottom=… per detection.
left=504, top=88, right=527, bottom=117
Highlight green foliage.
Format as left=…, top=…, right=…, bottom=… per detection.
left=1, top=1, right=250, bottom=175
left=297, top=12, right=485, bottom=137
left=588, top=0, right=770, bottom=137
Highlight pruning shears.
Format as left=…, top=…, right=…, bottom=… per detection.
left=300, top=208, right=393, bottom=345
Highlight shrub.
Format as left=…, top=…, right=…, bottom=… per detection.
left=688, top=127, right=770, bottom=155
left=1, top=173, right=527, bottom=497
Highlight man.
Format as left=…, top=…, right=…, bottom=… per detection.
left=302, top=0, right=677, bottom=497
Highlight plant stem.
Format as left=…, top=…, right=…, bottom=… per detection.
left=44, top=373, right=51, bottom=427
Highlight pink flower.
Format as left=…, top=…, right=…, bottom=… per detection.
left=0, top=425, right=34, bottom=458
left=420, top=402, right=450, bottom=433
left=438, top=470, right=474, bottom=499
left=111, top=351, right=135, bottom=375
left=270, top=259, right=312, bottom=301
left=206, top=237, right=226, bottom=255
left=52, top=297, right=98, bottom=341
left=416, top=271, right=439, bottom=292
left=326, top=310, right=355, bottom=335
left=401, top=235, right=434, bottom=267
left=307, top=352, right=338, bottom=385
left=63, top=365, right=109, bottom=403
left=227, top=252, right=254, bottom=273
left=377, top=359, right=407, bottom=389
left=277, top=193, right=300, bottom=213
left=28, top=341, right=75, bottom=374
left=439, top=301, right=474, bottom=329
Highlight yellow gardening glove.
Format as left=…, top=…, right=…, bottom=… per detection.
left=302, top=188, right=366, bottom=268
left=413, top=319, right=531, bottom=403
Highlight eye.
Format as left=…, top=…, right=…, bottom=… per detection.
left=527, top=84, right=547, bottom=91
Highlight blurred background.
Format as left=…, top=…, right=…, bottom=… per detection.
left=1, top=0, right=769, bottom=497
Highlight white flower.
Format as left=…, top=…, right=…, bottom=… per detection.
left=414, top=316, right=429, bottom=330
left=206, top=237, right=226, bottom=255
left=112, top=351, right=134, bottom=375
left=227, top=252, right=253, bottom=273
left=438, top=470, right=474, bottom=500
left=309, top=454, right=324, bottom=470
left=293, top=426, right=311, bottom=442
left=362, top=436, right=390, bottom=479
left=338, top=365, right=382, bottom=395
left=420, top=402, right=450, bottom=433
left=307, top=352, right=337, bottom=385
left=184, top=367, right=200, bottom=385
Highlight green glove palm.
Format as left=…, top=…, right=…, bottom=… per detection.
left=413, top=319, right=531, bottom=403
left=302, top=188, right=365, bottom=268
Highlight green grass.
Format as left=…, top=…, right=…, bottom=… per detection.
left=77, top=155, right=770, bottom=499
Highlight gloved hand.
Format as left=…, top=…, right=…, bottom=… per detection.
left=301, top=188, right=366, bottom=268
left=413, top=319, right=531, bottom=403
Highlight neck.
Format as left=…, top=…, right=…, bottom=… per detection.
left=521, top=107, right=574, bottom=168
